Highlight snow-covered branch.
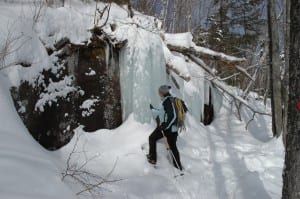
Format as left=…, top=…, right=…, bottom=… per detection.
left=166, top=63, right=191, bottom=81
left=92, top=25, right=128, bottom=49
left=167, top=44, right=247, bottom=65
left=164, top=32, right=246, bottom=64
left=188, top=55, right=271, bottom=116
left=163, top=32, right=252, bottom=82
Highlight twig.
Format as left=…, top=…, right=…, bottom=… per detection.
left=62, top=133, right=121, bottom=197
left=76, top=157, right=121, bottom=195
left=246, top=112, right=256, bottom=130
left=0, top=22, right=32, bottom=71
left=187, top=54, right=271, bottom=117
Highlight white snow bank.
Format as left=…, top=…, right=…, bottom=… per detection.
left=0, top=75, right=75, bottom=199
left=0, top=4, right=52, bottom=85
left=36, top=6, right=93, bottom=47
left=54, top=102, right=284, bottom=199
left=0, top=2, right=283, bottom=199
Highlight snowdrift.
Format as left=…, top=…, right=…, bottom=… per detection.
left=0, top=1, right=284, bottom=199
left=0, top=75, right=75, bottom=199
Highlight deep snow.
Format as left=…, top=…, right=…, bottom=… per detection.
left=0, top=1, right=284, bottom=199
left=0, top=71, right=284, bottom=198
left=0, top=74, right=75, bottom=199
left=52, top=103, right=283, bottom=199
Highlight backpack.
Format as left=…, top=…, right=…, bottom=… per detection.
left=171, top=97, right=188, bottom=132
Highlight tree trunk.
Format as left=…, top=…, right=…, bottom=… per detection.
left=160, top=0, right=167, bottom=29
left=282, top=0, right=290, bottom=147
left=169, top=0, right=177, bottom=33
left=267, top=0, right=283, bottom=137
left=282, top=0, right=300, bottom=197
left=127, top=0, right=134, bottom=18
left=186, top=0, right=191, bottom=32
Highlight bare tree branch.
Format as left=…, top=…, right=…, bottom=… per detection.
left=187, top=54, right=271, bottom=116
left=62, top=133, right=122, bottom=197
left=0, top=23, right=32, bottom=71
left=32, top=0, right=46, bottom=28
left=246, top=112, right=256, bottom=130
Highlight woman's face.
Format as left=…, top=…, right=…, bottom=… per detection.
left=159, top=91, right=164, bottom=98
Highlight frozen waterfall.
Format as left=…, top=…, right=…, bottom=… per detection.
left=119, top=28, right=167, bottom=123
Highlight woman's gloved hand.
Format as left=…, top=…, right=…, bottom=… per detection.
left=150, top=104, right=154, bottom=109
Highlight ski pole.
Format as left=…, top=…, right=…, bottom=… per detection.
left=161, top=130, right=170, bottom=149
left=161, top=130, right=182, bottom=171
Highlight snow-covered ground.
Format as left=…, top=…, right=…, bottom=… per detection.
left=0, top=71, right=284, bottom=198
left=52, top=103, right=283, bottom=199
left=0, top=1, right=284, bottom=199
left=0, top=75, right=75, bottom=199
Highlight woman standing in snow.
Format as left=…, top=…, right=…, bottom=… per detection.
left=147, top=85, right=184, bottom=171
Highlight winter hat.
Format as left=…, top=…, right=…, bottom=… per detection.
left=159, top=85, right=171, bottom=95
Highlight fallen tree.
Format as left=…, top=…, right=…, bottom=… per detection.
left=188, top=54, right=271, bottom=116
left=163, top=33, right=271, bottom=127
left=166, top=44, right=252, bottom=80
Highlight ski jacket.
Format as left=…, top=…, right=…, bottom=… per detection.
left=161, top=95, right=178, bottom=132
left=150, top=95, right=177, bottom=132
left=151, top=94, right=187, bottom=132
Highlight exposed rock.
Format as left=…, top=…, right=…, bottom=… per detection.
left=54, top=37, right=70, bottom=50
left=11, top=34, right=123, bottom=150
left=11, top=70, right=77, bottom=150
left=70, top=35, right=122, bottom=132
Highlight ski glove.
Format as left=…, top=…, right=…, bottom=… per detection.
left=150, top=104, right=154, bottom=109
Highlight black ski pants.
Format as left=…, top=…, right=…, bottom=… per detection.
left=148, top=127, right=182, bottom=170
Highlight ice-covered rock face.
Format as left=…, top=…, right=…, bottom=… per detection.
left=119, top=28, right=167, bottom=123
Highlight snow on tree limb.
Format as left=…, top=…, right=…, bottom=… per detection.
left=164, top=33, right=252, bottom=80
left=166, top=63, right=191, bottom=81
left=167, top=44, right=248, bottom=70
left=163, top=45, right=191, bottom=81
left=164, top=32, right=246, bottom=64
left=188, top=54, right=271, bottom=116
